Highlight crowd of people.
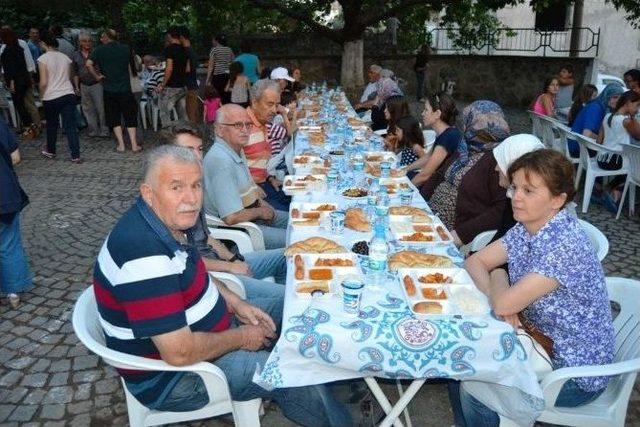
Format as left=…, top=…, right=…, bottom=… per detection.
left=0, top=24, right=635, bottom=427
left=530, top=64, right=640, bottom=212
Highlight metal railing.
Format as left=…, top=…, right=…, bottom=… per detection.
left=429, top=27, right=600, bottom=57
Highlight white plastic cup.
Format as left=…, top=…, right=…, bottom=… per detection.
left=341, top=278, right=364, bottom=316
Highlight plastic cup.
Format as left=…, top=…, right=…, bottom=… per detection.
left=330, top=210, right=346, bottom=234
left=380, top=161, right=391, bottom=178
left=400, top=188, right=413, bottom=206
left=341, top=278, right=364, bottom=316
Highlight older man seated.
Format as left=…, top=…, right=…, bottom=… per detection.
left=354, top=64, right=382, bottom=113
left=244, top=79, right=292, bottom=211
left=168, top=123, right=287, bottom=290
left=93, top=145, right=351, bottom=425
left=203, top=104, right=288, bottom=249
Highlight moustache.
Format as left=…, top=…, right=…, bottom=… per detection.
left=177, top=204, right=200, bottom=213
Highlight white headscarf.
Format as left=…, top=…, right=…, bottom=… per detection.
left=492, top=134, right=545, bottom=175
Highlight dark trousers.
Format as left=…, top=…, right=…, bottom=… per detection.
left=258, top=182, right=291, bottom=212
left=211, top=73, right=230, bottom=104
left=43, top=94, right=80, bottom=159
left=13, top=84, right=33, bottom=128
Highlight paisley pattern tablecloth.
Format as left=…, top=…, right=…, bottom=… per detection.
left=254, top=120, right=544, bottom=423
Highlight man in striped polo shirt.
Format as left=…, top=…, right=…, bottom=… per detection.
left=245, top=79, right=291, bottom=211
left=93, top=145, right=351, bottom=425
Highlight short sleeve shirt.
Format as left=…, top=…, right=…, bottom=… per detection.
left=90, top=41, right=132, bottom=93
left=93, top=198, right=230, bottom=405
left=435, top=126, right=462, bottom=155
left=163, top=43, right=188, bottom=88
left=502, top=210, right=615, bottom=392
left=571, top=101, right=605, bottom=136
left=235, top=53, right=259, bottom=83
left=203, top=138, right=260, bottom=219
left=37, top=51, right=74, bottom=101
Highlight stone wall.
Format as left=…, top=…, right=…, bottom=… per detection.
left=261, top=53, right=593, bottom=107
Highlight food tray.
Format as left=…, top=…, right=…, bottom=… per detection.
left=291, top=253, right=362, bottom=299
left=393, top=223, right=453, bottom=245
left=397, top=268, right=489, bottom=316
left=283, top=175, right=327, bottom=195
left=388, top=207, right=435, bottom=224
left=364, top=151, right=397, bottom=164
left=290, top=202, right=337, bottom=228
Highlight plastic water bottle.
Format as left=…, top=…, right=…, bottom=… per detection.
left=368, top=221, right=389, bottom=289
left=367, top=178, right=380, bottom=220
left=375, top=186, right=390, bottom=219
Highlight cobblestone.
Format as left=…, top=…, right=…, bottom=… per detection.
left=1, top=111, right=638, bottom=426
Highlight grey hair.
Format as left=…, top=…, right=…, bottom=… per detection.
left=142, top=145, right=200, bottom=184
left=250, top=78, right=281, bottom=102
left=369, top=64, right=382, bottom=74
left=78, top=32, right=92, bottom=42
left=380, top=69, right=394, bottom=78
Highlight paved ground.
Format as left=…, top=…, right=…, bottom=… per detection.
left=0, top=109, right=639, bottom=426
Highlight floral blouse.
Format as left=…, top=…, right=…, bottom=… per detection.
left=502, top=209, right=615, bottom=392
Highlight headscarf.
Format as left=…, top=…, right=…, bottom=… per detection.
left=593, top=83, right=625, bottom=112
left=376, top=77, right=403, bottom=107
left=492, top=134, right=545, bottom=176
left=462, top=100, right=510, bottom=149
left=445, top=100, right=510, bottom=183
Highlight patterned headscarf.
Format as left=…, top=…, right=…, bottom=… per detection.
left=462, top=100, right=510, bottom=150
left=445, top=100, right=510, bottom=183
left=376, top=77, right=404, bottom=107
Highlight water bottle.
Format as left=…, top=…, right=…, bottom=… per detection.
left=375, top=186, right=390, bottom=220
left=367, top=178, right=380, bottom=220
left=368, top=221, right=389, bottom=289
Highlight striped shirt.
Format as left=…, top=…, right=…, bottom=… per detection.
left=209, top=46, right=234, bottom=75
left=244, top=108, right=272, bottom=183
left=267, top=123, right=288, bottom=156
left=93, top=197, right=230, bottom=406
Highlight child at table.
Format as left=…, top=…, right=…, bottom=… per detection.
left=391, top=116, right=427, bottom=180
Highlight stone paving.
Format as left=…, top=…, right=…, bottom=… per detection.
left=0, top=109, right=639, bottom=426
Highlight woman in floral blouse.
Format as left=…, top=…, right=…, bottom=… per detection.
left=452, top=149, right=615, bottom=426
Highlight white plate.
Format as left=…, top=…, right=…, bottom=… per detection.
left=448, top=285, right=491, bottom=315
left=283, top=175, right=327, bottom=195
left=340, top=188, right=369, bottom=199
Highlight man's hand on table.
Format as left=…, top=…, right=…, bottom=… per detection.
left=227, top=260, right=253, bottom=277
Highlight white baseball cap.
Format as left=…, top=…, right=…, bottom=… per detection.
left=270, top=67, right=295, bottom=82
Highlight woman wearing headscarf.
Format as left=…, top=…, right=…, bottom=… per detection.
left=370, top=70, right=403, bottom=131
left=569, top=83, right=624, bottom=157
left=428, top=100, right=510, bottom=230
left=451, top=134, right=546, bottom=247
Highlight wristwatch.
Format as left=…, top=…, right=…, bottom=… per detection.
left=228, top=254, right=239, bottom=262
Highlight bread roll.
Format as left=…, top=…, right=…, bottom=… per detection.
left=413, top=301, right=443, bottom=314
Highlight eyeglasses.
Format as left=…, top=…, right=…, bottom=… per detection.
left=219, top=122, right=254, bottom=131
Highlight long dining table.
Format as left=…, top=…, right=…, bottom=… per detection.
left=253, top=89, right=544, bottom=427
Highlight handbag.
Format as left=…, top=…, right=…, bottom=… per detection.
left=517, top=313, right=554, bottom=380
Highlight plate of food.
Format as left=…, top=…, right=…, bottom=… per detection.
left=282, top=175, right=326, bottom=195
left=388, top=206, right=433, bottom=223
left=290, top=202, right=338, bottom=222
left=365, top=163, right=405, bottom=178
left=387, top=250, right=454, bottom=270
left=341, top=187, right=368, bottom=199
left=399, top=272, right=454, bottom=317
left=394, top=224, right=452, bottom=245
left=364, top=151, right=397, bottom=164
left=448, top=286, right=491, bottom=315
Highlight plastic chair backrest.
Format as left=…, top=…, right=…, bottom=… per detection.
left=537, top=116, right=559, bottom=150
left=553, top=122, right=576, bottom=160
left=621, top=143, right=640, bottom=184
left=577, top=219, right=609, bottom=262
left=527, top=111, right=543, bottom=139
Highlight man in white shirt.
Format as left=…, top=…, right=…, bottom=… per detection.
left=354, top=64, right=381, bottom=112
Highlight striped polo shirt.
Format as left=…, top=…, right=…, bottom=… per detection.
left=93, top=197, right=230, bottom=406
left=244, top=107, right=272, bottom=184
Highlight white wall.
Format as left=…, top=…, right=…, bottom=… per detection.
left=497, top=1, right=640, bottom=77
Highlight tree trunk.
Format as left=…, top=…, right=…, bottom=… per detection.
left=108, top=0, right=127, bottom=41
left=340, top=39, right=364, bottom=92
left=569, top=0, right=584, bottom=58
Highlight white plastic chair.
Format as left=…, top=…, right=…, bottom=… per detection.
left=553, top=122, right=581, bottom=168
left=501, top=277, right=640, bottom=427
left=206, top=214, right=266, bottom=252
left=209, top=226, right=255, bottom=254
left=537, top=115, right=561, bottom=151
left=139, top=96, right=149, bottom=130
left=616, top=143, right=640, bottom=219
left=527, top=110, right=543, bottom=140
left=0, top=84, right=18, bottom=128
left=460, top=230, right=498, bottom=257
left=209, top=271, right=247, bottom=299
left=72, top=287, right=262, bottom=427
left=572, top=132, right=628, bottom=213
left=578, top=219, right=609, bottom=262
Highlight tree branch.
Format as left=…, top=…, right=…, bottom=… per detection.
left=248, top=0, right=343, bottom=43
left=359, top=0, right=440, bottom=28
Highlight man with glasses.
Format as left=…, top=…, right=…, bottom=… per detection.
left=203, top=104, right=288, bottom=249
left=168, top=123, right=287, bottom=291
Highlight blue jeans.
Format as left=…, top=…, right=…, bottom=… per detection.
left=448, top=379, right=605, bottom=427
left=259, top=181, right=291, bottom=212
left=157, top=285, right=352, bottom=426
left=43, top=94, right=81, bottom=159
left=0, top=213, right=33, bottom=295
left=256, top=209, right=288, bottom=250
left=242, top=248, right=287, bottom=285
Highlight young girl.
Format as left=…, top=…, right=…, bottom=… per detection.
left=568, top=84, right=597, bottom=126
left=225, top=61, right=250, bottom=107
left=203, top=85, right=221, bottom=124
left=532, top=76, right=559, bottom=117
left=391, top=116, right=426, bottom=179
left=597, top=89, right=640, bottom=209
left=383, top=95, right=410, bottom=147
